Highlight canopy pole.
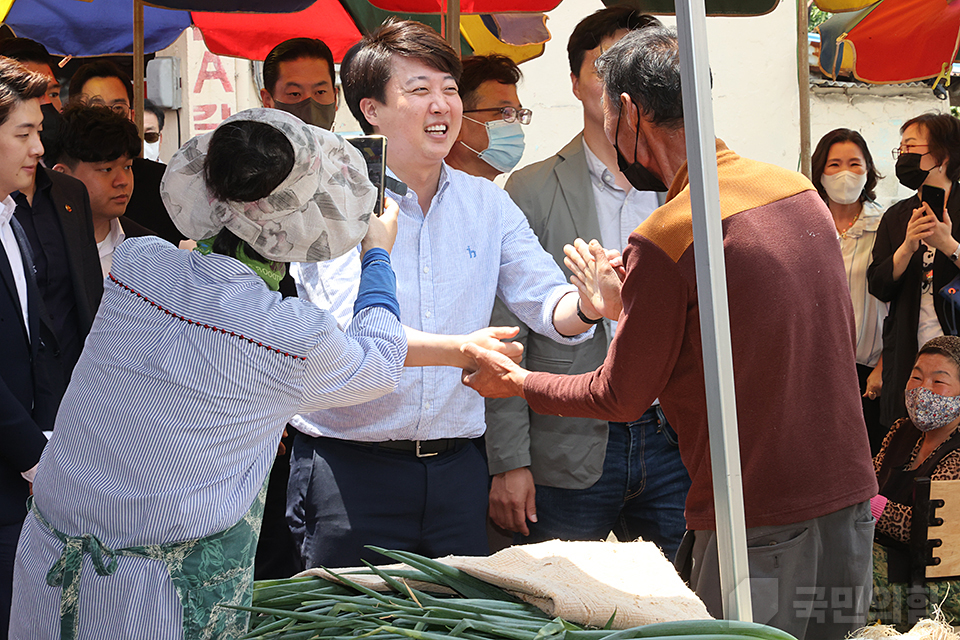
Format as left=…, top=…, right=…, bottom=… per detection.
left=445, top=0, right=461, bottom=56
left=133, top=0, right=145, bottom=153
left=797, top=0, right=811, bottom=177
left=674, top=0, right=753, bottom=622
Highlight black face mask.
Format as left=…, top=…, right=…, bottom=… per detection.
left=273, top=96, right=337, bottom=131
left=895, top=152, right=930, bottom=191
left=39, top=102, right=62, bottom=166
left=614, top=102, right=668, bottom=193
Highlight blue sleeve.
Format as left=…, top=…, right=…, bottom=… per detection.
left=353, top=247, right=401, bottom=320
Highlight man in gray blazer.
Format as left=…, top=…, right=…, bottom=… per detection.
left=485, top=6, right=690, bottom=560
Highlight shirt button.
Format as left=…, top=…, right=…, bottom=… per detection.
left=425, top=402, right=431, bottom=410
left=425, top=311, right=432, bottom=318
left=423, top=266, right=430, bottom=274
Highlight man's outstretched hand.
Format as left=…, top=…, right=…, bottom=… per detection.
left=460, top=342, right=529, bottom=399
left=563, top=238, right=624, bottom=321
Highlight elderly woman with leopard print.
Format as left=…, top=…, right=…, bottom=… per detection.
left=871, top=335, right=960, bottom=625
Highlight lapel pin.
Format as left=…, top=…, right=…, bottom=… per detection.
left=65, top=205, right=72, bottom=212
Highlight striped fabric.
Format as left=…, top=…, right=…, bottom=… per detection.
left=292, top=163, right=586, bottom=442
left=10, top=236, right=405, bottom=639
left=839, top=200, right=888, bottom=367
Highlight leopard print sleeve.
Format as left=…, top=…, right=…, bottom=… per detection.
left=931, top=450, right=960, bottom=482
left=876, top=500, right=911, bottom=544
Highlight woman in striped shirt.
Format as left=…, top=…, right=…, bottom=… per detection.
left=9, top=109, right=406, bottom=640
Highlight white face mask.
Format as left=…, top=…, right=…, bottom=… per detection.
left=820, top=170, right=867, bottom=205
left=143, top=139, right=161, bottom=162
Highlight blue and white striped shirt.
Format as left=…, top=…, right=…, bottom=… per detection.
left=292, top=163, right=589, bottom=442
left=13, top=237, right=406, bottom=637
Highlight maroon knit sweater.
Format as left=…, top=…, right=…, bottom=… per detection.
left=525, top=141, right=878, bottom=530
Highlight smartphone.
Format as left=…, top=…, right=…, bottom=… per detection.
left=345, top=135, right=387, bottom=216
left=922, top=185, right=946, bottom=222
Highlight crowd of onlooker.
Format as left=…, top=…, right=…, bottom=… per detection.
left=3, top=5, right=960, bottom=639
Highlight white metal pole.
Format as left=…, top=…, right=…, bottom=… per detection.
left=673, top=0, right=753, bottom=621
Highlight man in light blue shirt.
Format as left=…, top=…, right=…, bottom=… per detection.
left=288, top=19, right=608, bottom=569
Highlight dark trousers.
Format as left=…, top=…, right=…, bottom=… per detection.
left=287, top=433, right=489, bottom=569
left=523, top=406, right=690, bottom=562
left=254, top=431, right=303, bottom=580
left=1, top=520, right=22, bottom=640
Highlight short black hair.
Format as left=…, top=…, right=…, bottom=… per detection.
left=68, top=60, right=133, bottom=105
left=55, top=104, right=141, bottom=168
left=343, top=18, right=462, bottom=135
left=901, top=112, right=960, bottom=184
left=263, top=38, right=336, bottom=97
left=0, top=38, right=56, bottom=77
left=0, top=56, right=54, bottom=126
left=811, top=128, right=882, bottom=204
left=203, top=120, right=295, bottom=203
left=568, top=6, right=660, bottom=77
left=597, top=26, right=683, bottom=130
left=459, top=55, right=521, bottom=110
left=144, top=99, right=164, bottom=130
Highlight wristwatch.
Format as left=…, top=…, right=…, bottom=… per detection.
left=951, top=242, right=960, bottom=263
left=576, top=299, right=604, bottom=325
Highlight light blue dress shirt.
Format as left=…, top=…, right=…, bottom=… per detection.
left=292, top=163, right=590, bottom=442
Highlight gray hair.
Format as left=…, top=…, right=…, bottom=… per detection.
left=596, top=25, right=683, bottom=130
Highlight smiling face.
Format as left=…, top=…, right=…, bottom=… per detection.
left=360, top=55, right=462, bottom=178
left=908, top=353, right=960, bottom=398
left=0, top=98, right=43, bottom=198
left=824, top=141, right=866, bottom=177
left=261, top=56, right=335, bottom=107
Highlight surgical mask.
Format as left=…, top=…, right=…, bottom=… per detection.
left=820, top=170, right=867, bottom=205
left=143, top=139, right=161, bottom=162
left=896, top=153, right=930, bottom=191
left=614, top=103, right=668, bottom=193
left=273, top=96, right=337, bottom=131
left=905, top=386, right=960, bottom=432
left=460, top=117, right=525, bottom=174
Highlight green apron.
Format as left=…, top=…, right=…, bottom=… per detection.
left=30, top=478, right=268, bottom=640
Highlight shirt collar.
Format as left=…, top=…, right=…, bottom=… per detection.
left=0, top=194, right=16, bottom=226
left=385, top=162, right=452, bottom=205
left=582, top=139, right=624, bottom=194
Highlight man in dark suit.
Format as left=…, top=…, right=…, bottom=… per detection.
left=68, top=60, right=180, bottom=245
left=0, top=57, right=66, bottom=640
left=51, top=105, right=154, bottom=277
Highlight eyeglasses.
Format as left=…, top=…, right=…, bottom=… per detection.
left=462, top=106, right=533, bottom=125
left=892, top=144, right=929, bottom=160
left=143, top=132, right=160, bottom=144
left=83, top=97, right=131, bottom=118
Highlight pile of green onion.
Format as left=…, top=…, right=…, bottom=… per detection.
left=234, top=547, right=797, bottom=640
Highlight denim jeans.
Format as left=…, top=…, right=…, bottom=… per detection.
left=524, top=405, right=691, bottom=561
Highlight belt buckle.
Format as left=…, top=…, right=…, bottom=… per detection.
left=415, top=440, right=438, bottom=458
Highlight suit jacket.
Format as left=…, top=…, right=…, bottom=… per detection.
left=46, top=167, right=103, bottom=335
left=0, top=221, right=63, bottom=524
left=484, top=134, right=615, bottom=489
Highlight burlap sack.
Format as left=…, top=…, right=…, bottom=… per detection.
left=298, top=539, right=711, bottom=628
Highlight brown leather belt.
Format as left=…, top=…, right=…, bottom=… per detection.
left=356, top=438, right=471, bottom=458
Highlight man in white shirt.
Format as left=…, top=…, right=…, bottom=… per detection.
left=288, top=19, right=611, bottom=570
left=52, top=104, right=152, bottom=277
left=0, top=56, right=59, bottom=640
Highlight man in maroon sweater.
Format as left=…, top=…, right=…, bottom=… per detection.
left=462, top=26, right=877, bottom=640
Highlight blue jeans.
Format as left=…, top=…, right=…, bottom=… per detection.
left=524, top=406, right=691, bottom=561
